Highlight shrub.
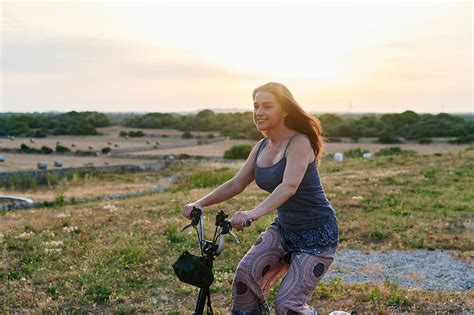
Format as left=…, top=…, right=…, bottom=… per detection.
left=119, top=131, right=128, bottom=137
left=224, top=144, right=252, bottom=160
left=343, top=148, right=369, bottom=159
left=182, top=131, right=193, bottom=139
left=55, top=145, right=71, bottom=153
left=326, top=137, right=341, bottom=143
left=448, top=135, right=474, bottom=144
left=19, top=144, right=41, bottom=154
left=128, top=130, right=145, bottom=137
left=40, top=146, right=53, bottom=154
left=374, top=147, right=417, bottom=157
left=101, top=147, right=111, bottom=154
left=378, top=131, right=401, bottom=144
left=418, top=138, right=433, bottom=144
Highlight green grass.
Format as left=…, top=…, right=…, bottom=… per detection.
left=0, top=151, right=473, bottom=312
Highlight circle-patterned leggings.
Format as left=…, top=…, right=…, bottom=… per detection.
left=231, top=225, right=334, bottom=315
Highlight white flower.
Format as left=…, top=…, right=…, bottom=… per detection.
left=16, top=231, right=34, bottom=239
left=63, top=226, right=79, bottom=233
left=45, top=248, right=61, bottom=253
left=103, top=203, right=119, bottom=213
left=43, top=240, right=64, bottom=247
left=352, top=196, right=364, bottom=200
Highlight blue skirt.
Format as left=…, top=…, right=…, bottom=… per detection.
left=270, top=215, right=339, bottom=257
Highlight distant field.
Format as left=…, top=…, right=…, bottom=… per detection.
left=131, top=139, right=256, bottom=157
left=131, top=139, right=470, bottom=157
left=0, top=149, right=472, bottom=313
left=0, top=127, right=226, bottom=171
left=0, top=153, right=156, bottom=171
left=0, top=127, right=189, bottom=151
left=0, top=128, right=471, bottom=171
left=323, top=142, right=470, bottom=155
left=0, top=171, right=162, bottom=201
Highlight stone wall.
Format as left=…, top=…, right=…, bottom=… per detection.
left=0, top=162, right=171, bottom=188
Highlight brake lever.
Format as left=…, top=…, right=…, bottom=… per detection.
left=181, top=223, right=194, bottom=233
left=228, top=230, right=240, bottom=244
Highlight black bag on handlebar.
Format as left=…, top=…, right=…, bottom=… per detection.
left=172, top=251, right=214, bottom=288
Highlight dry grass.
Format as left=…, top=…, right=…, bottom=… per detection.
left=1, top=150, right=472, bottom=313
left=130, top=139, right=256, bottom=157
left=0, top=171, right=162, bottom=201
left=0, top=153, right=156, bottom=171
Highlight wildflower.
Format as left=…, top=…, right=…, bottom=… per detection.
left=352, top=196, right=364, bottom=200
left=63, top=226, right=79, bottom=233
left=103, top=203, right=119, bottom=213
left=16, top=231, right=34, bottom=239
left=43, top=240, right=63, bottom=247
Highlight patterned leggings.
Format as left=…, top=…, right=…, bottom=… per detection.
left=231, top=225, right=334, bottom=315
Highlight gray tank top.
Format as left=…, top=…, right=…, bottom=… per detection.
left=254, top=134, right=337, bottom=231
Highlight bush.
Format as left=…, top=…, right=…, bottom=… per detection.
left=343, top=148, right=369, bottom=159
left=375, top=147, right=417, bottom=157
left=378, top=131, right=401, bottom=144
left=128, top=130, right=145, bottom=137
left=182, top=131, right=193, bottom=139
left=119, top=131, right=128, bottom=137
left=40, top=146, right=53, bottom=154
left=224, top=144, right=252, bottom=160
left=418, top=138, right=433, bottom=144
left=19, top=143, right=41, bottom=154
left=326, top=137, right=341, bottom=143
left=448, top=135, right=474, bottom=144
left=20, top=143, right=30, bottom=151
left=101, top=147, right=111, bottom=154
left=55, top=145, right=71, bottom=153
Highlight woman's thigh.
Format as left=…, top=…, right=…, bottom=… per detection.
left=232, top=226, right=289, bottom=302
left=274, top=253, right=334, bottom=314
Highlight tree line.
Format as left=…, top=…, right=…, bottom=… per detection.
left=1, top=110, right=472, bottom=143
left=0, top=111, right=110, bottom=137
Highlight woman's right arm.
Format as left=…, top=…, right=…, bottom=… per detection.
left=182, top=138, right=264, bottom=218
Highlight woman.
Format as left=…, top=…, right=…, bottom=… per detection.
left=182, top=82, right=339, bottom=314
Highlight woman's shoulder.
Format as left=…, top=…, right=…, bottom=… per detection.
left=285, top=132, right=314, bottom=160
left=291, top=133, right=312, bottom=147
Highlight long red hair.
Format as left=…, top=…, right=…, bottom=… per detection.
left=252, top=82, right=325, bottom=165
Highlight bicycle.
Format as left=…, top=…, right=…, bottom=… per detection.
left=173, top=206, right=252, bottom=315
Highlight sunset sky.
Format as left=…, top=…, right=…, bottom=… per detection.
left=1, top=0, right=472, bottom=114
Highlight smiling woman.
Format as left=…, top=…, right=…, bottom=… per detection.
left=182, top=82, right=339, bottom=314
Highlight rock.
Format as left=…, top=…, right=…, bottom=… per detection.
left=54, top=160, right=63, bottom=167
left=37, top=161, right=48, bottom=169
left=334, top=152, right=344, bottom=161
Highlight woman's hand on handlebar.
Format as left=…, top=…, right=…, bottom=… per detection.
left=183, top=203, right=202, bottom=219
left=231, top=210, right=254, bottom=232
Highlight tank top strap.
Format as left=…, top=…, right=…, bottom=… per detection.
left=255, top=138, right=268, bottom=161
left=283, top=133, right=300, bottom=157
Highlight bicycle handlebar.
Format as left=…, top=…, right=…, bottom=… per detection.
left=182, top=207, right=252, bottom=257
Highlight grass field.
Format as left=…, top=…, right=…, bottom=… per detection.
left=0, top=148, right=473, bottom=313
left=2, top=127, right=470, bottom=172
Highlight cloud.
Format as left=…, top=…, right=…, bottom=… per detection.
left=1, top=31, right=255, bottom=80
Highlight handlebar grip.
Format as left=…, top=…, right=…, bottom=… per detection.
left=244, top=219, right=253, bottom=227
left=190, top=207, right=202, bottom=226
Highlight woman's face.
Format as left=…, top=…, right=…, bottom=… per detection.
left=253, top=91, right=288, bottom=132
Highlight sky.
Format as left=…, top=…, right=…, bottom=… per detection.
left=0, top=0, right=472, bottom=114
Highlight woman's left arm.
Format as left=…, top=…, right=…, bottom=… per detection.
left=231, top=135, right=314, bottom=230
